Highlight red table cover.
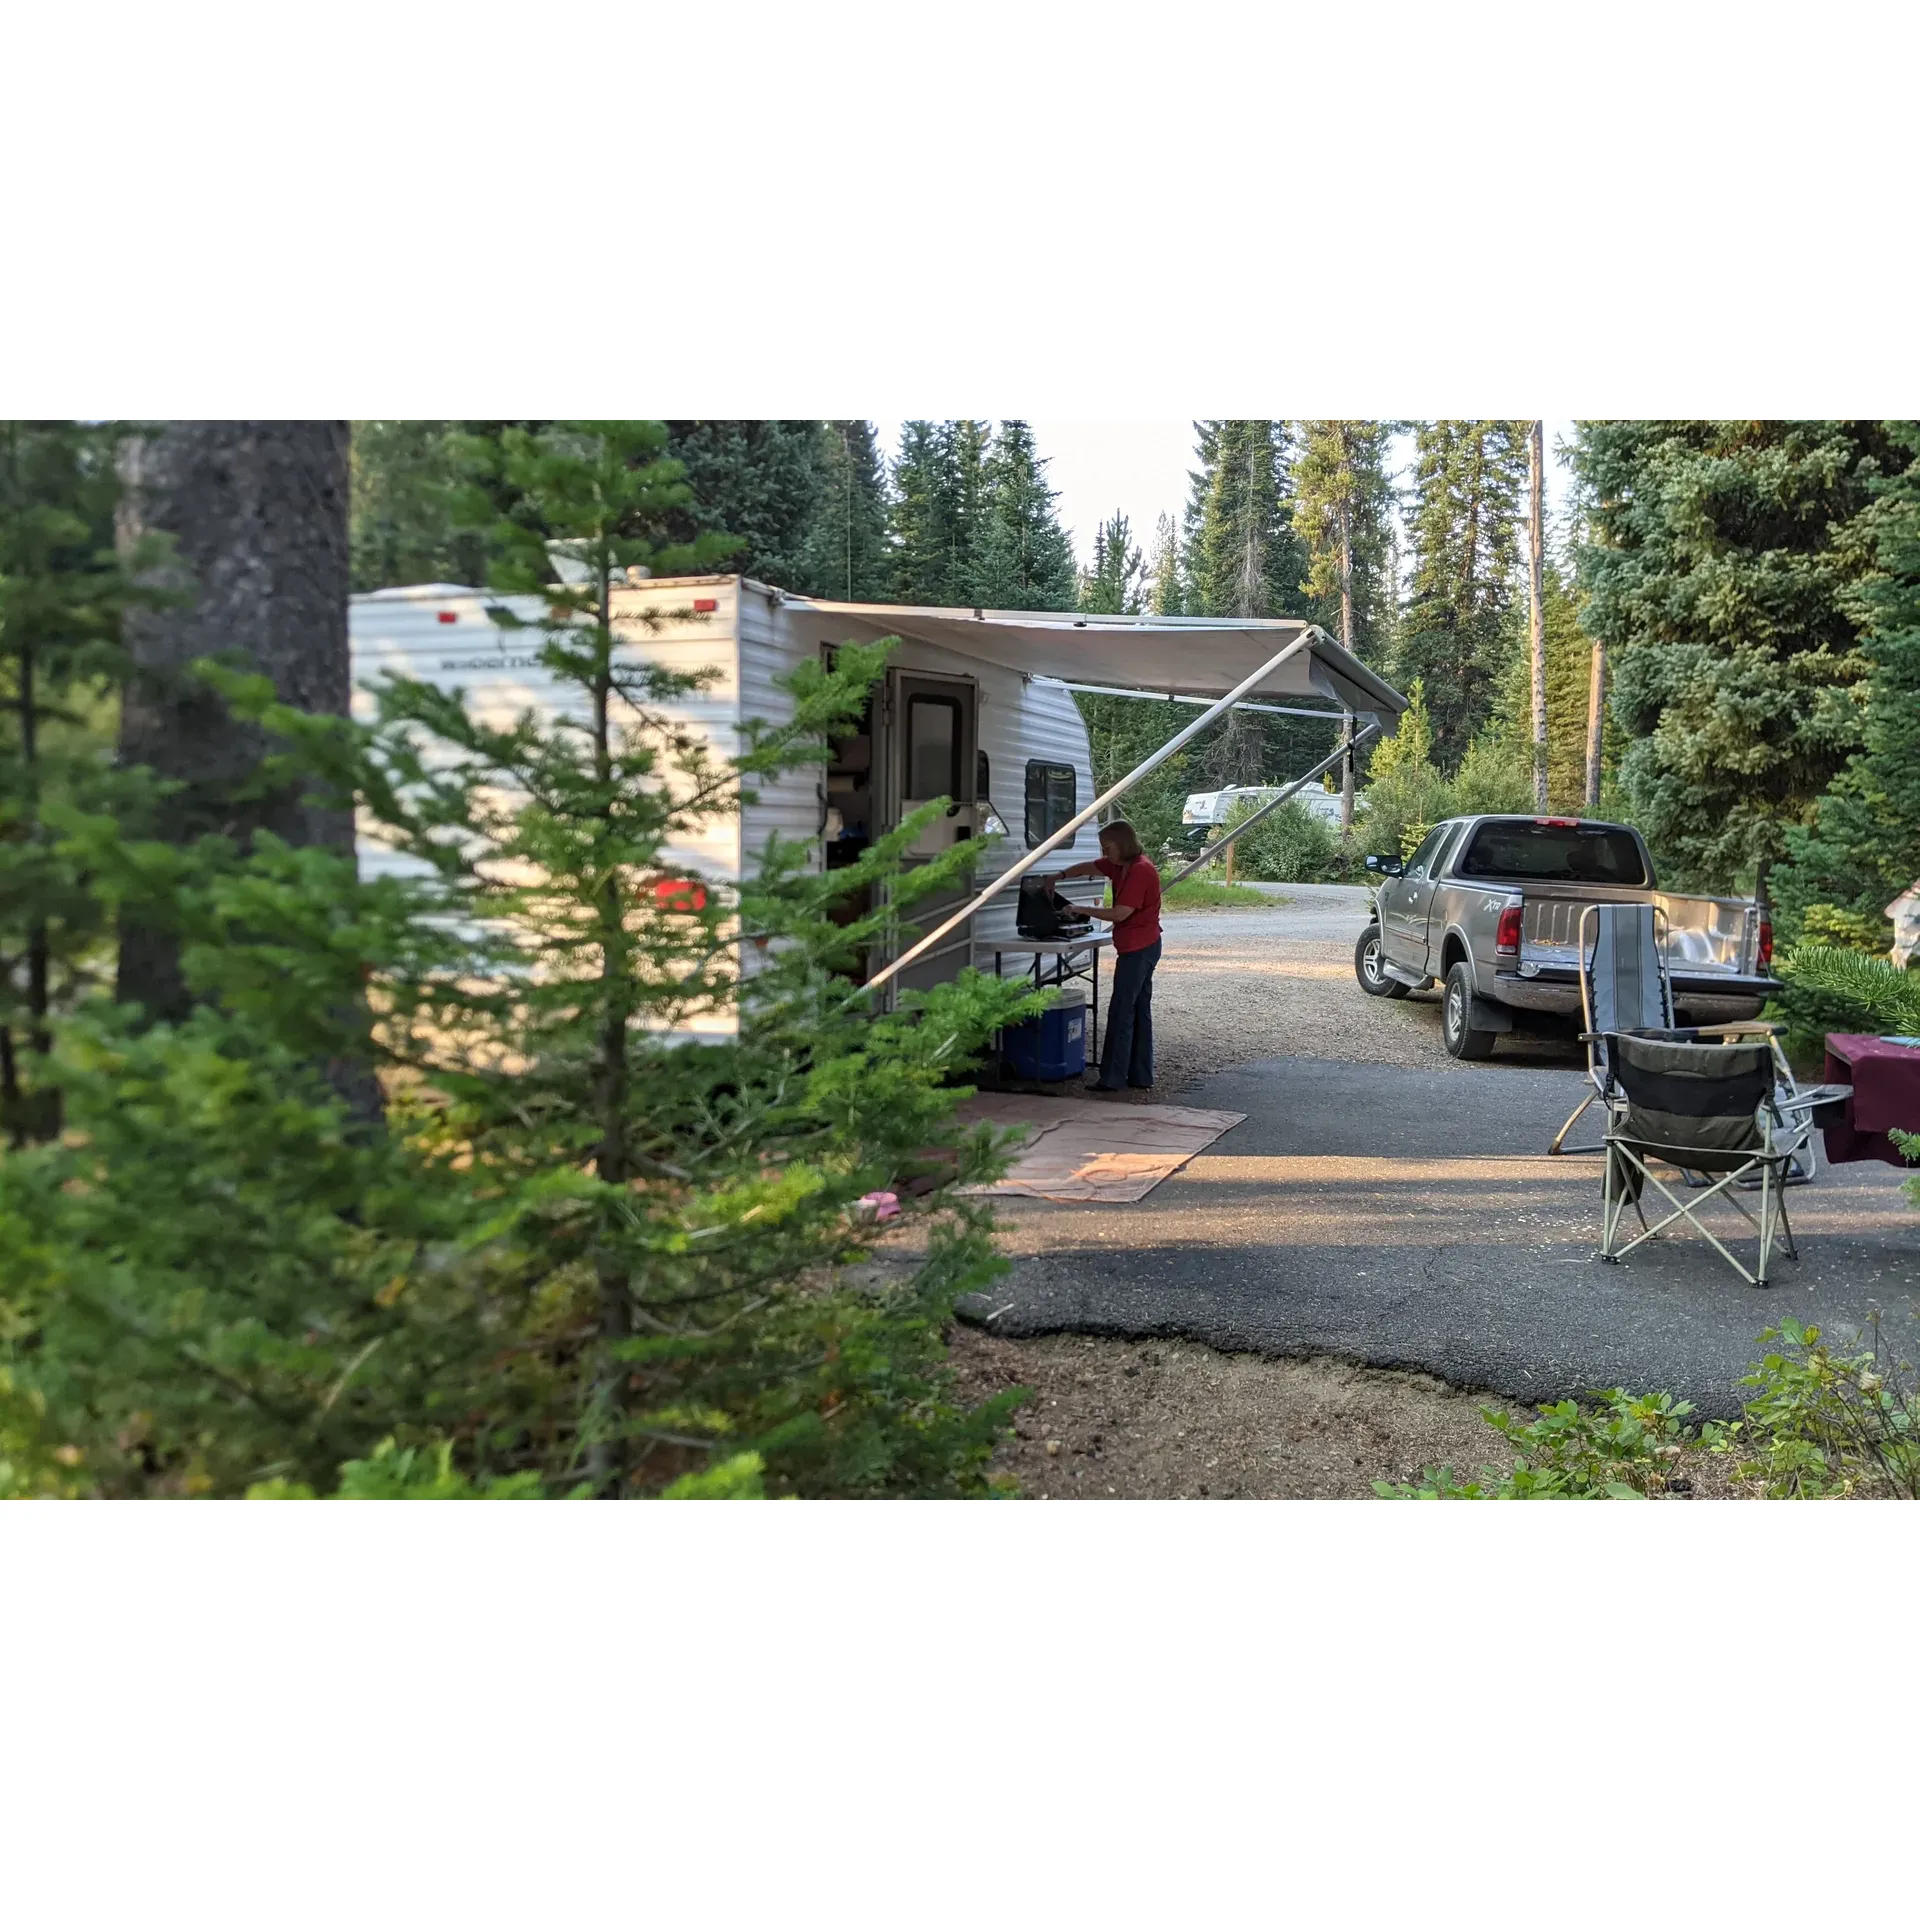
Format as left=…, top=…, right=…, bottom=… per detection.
left=1821, top=1033, right=1920, bottom=1168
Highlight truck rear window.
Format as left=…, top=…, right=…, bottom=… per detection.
left=1459, top=820, right=1647, bottom=887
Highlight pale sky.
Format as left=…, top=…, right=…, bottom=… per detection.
left=871, top=419, right=1580, bottom=575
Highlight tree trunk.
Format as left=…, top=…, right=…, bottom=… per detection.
left=1528, top=422, right=1549, bottom=810
left=1584, top=632, right=1605, bottom=811
left=117, top=422, right=355, bottom=1016
left=1337, top=479, right=1357, bottom=837
left=115, top=422, right=380, bottom=1124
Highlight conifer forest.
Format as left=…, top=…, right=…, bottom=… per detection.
left=3, top=416, right=1918, bottom=1500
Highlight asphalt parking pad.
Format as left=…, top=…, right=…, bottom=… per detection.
left=967, top=1057, right=1920, bottom=1415
left=959, top=1092, right=1246, bottom=1203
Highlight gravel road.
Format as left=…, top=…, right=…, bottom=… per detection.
left=1147, top=881, right=1581, bottom=1095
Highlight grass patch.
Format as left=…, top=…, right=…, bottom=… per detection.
left=1161, top=879, right=1287, bottom=912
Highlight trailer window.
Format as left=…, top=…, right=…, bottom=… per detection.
left=1025, top=761, right=1078, bottom=848
left=906, top=694, right=962, bottom=802
left=1460, top=820, right=1647, bottom=886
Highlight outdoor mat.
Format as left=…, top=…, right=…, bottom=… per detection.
left=956, top=1091, right=1247, bottom=1204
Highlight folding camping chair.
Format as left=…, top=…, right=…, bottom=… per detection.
left=1598, top=1030, right=1833, bottom=1287
left=1549, top=902, right=1676, bottom=1158
left=1548, top=902, right=1820, bottom=1183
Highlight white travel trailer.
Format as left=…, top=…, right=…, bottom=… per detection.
left=347, top=574, right=1406, bottom=1022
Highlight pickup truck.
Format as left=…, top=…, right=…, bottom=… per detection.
left=1353, top=814, right=1774, bottom=1060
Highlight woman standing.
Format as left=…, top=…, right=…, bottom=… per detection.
left=1055, top=819, right=1163, bottom=1093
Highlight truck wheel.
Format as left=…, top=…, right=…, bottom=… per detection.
left=1443, top=962, right=1497, bottom=1060
left=1355, top=923, right=1411, bottom=998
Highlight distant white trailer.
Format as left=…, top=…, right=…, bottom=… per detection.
left=1183, top=784, right=1356, bottom=832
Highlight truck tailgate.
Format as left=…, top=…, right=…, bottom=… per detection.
left=1519, top=889, right=1760, bottom=978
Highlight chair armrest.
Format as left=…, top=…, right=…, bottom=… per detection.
left=1776, top=1084, right=1852, bottom=1116
left=1693, top=1020, right=1782, bottom=1037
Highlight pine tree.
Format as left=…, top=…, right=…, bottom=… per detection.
left=1292, top=421, right=1396, bottom=830
left=1774, top=421, right=1920, bottom=943
left=1394, top=421, right=1530, bottom=773
left=1495, top=557, right=1617, bottom=810
left=948, top=419, right=992, bottom=599
left=969, top=420, right=1077, bottom=612
left=1146, top=510, right=1184, bottom=615
left=663, top=421, right=825, bottom=590
left=0, top=422, right=1034, bottom=1499
left=1576, top=419, right=1899, bottom=892
left=1186, top=420, right=1308, bottom=621
left=350, top=421, right=481, bottom=590
left=1184, top=421, right=1311, bottom=786
left=800, top=420, right=891, bottom=600
left=0, top=423, right=161, bottom=1141
left=888, top=420, right=989, bottom=605
left=888, top=420, right=953, bottom=604
left=349, top=421, right=560, bottom=592
left=1077, top=511, right=1145, bottom=614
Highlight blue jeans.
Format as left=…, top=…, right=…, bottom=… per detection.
left=1098, top=939, right=1161, bottom=1089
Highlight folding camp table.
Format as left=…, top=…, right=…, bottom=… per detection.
left=985, top=930, right=1111, bottom=1070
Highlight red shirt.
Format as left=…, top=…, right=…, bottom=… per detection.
left=1096, top=856, right=1162, bottom=954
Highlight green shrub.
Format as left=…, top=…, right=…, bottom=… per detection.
left=1446, top=732, right=1533, bottom=817
left=1374, top=1391, right=1697, bottom=1500
left=1797, top=904, right=1893, bottom=955
left=1218, top=795, right=1340, bottom=883
left=1379, top=1305, right=1920, bottom=1501
left=1728, top=1316, right=1920, bottom=1500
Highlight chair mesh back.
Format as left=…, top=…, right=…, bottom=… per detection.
left=1612, top=1031, right=1772, bottom=1168
left=1588, top=905, right=1668, bottom=1036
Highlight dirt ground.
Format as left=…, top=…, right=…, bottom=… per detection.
left=947, top=1324, right=1528, bottom=1497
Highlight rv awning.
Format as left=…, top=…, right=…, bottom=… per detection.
left=776, top=596, right=1406, bottom=725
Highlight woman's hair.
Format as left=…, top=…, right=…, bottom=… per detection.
left=1098, top=818, right=1144, bottom=862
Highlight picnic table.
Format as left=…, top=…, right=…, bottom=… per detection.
left=1819, top=1033, right=1920, bottom=1168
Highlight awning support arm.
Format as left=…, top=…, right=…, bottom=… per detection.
left=1056, top=681, right=1348, bottom=723
left=860, top=630, right=1319, bottom=996
left=1164, top=718, right=1381, bottom=890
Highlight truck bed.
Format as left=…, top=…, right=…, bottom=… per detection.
left=1517, top=885, right=1762, bottom=981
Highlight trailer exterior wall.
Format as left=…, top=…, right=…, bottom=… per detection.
left=349, top=576, right=750, bottom=1035
left=350, top=576, right=1097, bottom=1027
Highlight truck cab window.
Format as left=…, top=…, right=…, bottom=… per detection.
left=1460, top=821, right=1647, bottom=886
left=1404, top=822, right=1452, bottom=880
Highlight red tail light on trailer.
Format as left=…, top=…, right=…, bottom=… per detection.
left=651, top=878, right=708, bottom=913
left=1496, top=897, right=1524, bottom=957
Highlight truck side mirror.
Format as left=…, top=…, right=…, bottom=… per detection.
left=1365, top=853, right=1403, bottom=877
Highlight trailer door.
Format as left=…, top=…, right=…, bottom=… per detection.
left=883, top=669, right=979, bottom=1003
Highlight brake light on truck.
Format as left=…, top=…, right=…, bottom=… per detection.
left=1758, top=913, right=1774, bottom=970
left=1535, top=816, right=1579, bottom=827
left=1495, top=897, right=1524, bottom=957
